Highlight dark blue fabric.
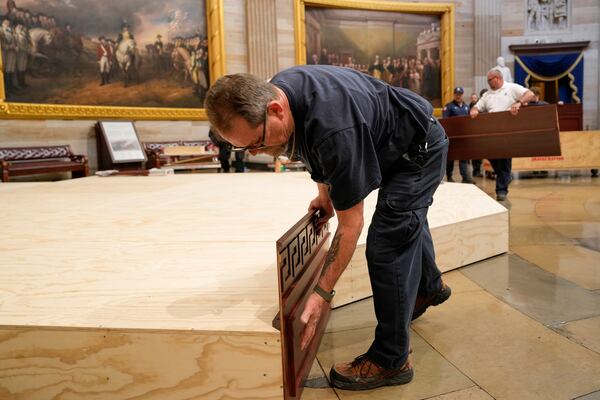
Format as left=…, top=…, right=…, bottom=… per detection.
left=447, top=160, right=470, bottom=180
left=271, top=65, right=435, bottom=211
left=489, top=158, right=512, bottom=195
left=442, top=100, right=470, bottom=118
left=365, top=121, right=447, bottom=369
left=514, top=53, right=584, bottom=103
left=517, top=53, right=579, bottom=76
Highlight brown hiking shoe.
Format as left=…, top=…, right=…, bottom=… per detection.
left=330, top=354, right=413, bottom=391
left=412, top=282, right=452, bottom=321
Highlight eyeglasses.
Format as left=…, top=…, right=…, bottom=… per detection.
left=230, top=109, right=268, bottom=152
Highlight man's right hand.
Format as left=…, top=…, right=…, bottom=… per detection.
left=309, top=194, right=334, bottom=231
left=470, top=108, right=479, bottom=119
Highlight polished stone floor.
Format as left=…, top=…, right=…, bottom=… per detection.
left=306, top=171, right=600, bottom=400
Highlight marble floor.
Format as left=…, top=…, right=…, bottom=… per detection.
left=305, top=171, right=600, bottom=400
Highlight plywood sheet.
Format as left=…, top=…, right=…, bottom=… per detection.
left=0, top=174, right=508, bottom=399
left=0, top=176, right=507, bottom=331
left=0, top=328, right=282, bottom=400
left=511, top=130, right=600, bottom=170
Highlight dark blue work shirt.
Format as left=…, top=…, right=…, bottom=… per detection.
left=442, top=100, right=470, bottom=118
left=270, top=65, right=434, bottom=210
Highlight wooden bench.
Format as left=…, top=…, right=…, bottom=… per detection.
left=0, top=145, right=89, bottom=182
left=143, top=140, right=219, bottom=170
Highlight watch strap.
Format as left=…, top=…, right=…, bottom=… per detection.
left=314, top=284, right=335, bottom=303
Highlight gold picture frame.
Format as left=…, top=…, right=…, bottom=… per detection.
left=294, top=0, right=455, bottom=114
left=0, top=0, right=226, bottom=121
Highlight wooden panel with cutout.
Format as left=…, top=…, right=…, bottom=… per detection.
left=276, top=212, right=331, bottom=400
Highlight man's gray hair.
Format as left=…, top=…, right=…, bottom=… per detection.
left=487, top=67, right=504, bottom=78
left=204, top=73, right=278, bottom=134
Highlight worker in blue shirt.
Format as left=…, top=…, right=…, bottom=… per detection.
left=442, top=87, right=474, bottom=183
left=205, top=66, right=452, bottom=391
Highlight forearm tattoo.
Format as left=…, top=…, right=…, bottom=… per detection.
left=321, top=231, right=343, bottom=278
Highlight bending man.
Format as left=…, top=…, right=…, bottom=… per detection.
left=205, top=65, right=451, bottom=391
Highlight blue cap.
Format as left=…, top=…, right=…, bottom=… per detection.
left=454, top=87, right=464, bottom=94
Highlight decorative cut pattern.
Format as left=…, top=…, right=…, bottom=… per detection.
left=277, top=216, right=328, bottom=294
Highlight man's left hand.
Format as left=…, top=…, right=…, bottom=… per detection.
left=308, top=195, right=334, bottom=232
left=510, top=102, right=522, bottom=115
left=300, top=292, right=329, bottom=351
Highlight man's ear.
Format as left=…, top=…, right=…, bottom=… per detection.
left=267, top=101, right=285, bottom=119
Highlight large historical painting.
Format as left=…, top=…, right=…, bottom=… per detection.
left=296, top=0, right=454, bottom=110
left=0, top=0, right=225, bottom=120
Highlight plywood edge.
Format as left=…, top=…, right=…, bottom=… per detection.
left=0, top=326, right=284, bottom=400
left=332, top=210, right=508, bottom=308
left=433, top=211, right=508, bottom=273
left=0, top=323, right=281, bottom=337
left=429, top=207, right=508, bottom=230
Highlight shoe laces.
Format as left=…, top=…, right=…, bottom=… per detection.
left=350, top=354, right=377, bottom=377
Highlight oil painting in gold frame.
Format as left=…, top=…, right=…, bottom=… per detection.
left=0, top=0, right=225, bottom=120
left=295, top=0, right=454, bottom=113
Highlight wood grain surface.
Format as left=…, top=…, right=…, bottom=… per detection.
left=511, top=130, right=600, bottom=170
left=0, top=174, right=507, bottom=399
left=0, top=175, right=506, bottom=330
left=0, top=328, right=282, bottom=400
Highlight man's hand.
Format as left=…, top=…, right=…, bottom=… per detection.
left=308, top=190, right=334, bottom=231
left=299, top=201, right=364, bottom=351
left=510, top=101, right=522, bottom=115
left=300, top=292, right=329, bottom=351
left=470, top=108, right=479, bottom=119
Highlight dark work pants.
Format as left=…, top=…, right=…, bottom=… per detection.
left=233, top=151, right=246, bottom=173
left=446, top=159, right=469, bottom=180
left=218, top=147, right=231, bottom=173
left=489, top=158, right=512, bottom=195
left=472, top=159, right=482, bottom=174
left=366, top=119, right=448, bottom=370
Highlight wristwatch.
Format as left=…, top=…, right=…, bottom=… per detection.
left=314, top=284, right=335, bottom=303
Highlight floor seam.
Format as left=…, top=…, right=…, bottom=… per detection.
left=549, top=326, right=600, bottom=358
left=573, top=388, right=600, bottom=399
left=419, top=385, right=484, bottom=400
left=315, top=355, right=341, bottom=399
left=411, top=329, right=497, bottom=399
left=443, top=272, right=600, bottom=361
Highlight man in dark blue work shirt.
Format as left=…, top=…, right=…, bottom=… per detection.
left=442, top=87, right=473, bottom=183
left=204, top=65, right=451, bottom=391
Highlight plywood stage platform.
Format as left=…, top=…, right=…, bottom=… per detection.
left=0, top=174, right=507, bottom=399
